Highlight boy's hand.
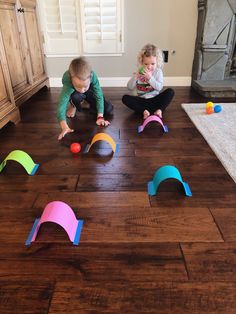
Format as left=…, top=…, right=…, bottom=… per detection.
left=58, top=121, right=74, bottom=140
left=96, top=116, right=110, bottom=127
left=58, top=127, right=74, bottom=140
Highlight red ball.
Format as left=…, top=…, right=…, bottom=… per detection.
left=70, top=142, right=81, bottom=153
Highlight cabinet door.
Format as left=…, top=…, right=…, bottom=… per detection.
left=0, top=29, right=20, bottom=128
left=0, top=62, right=16, bottom=127
left=0, top=1, right=30, bottom=98
left=20, top=0, right=46, bottom=84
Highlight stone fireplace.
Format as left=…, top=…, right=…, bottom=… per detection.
left=192, top=0, right=236, bottom=97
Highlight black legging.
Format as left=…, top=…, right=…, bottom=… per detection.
left=70, top=88, right=113, bottom=116
left=122, top=88, right=175, bottom=115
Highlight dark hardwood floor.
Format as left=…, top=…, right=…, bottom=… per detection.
left=0, top=86, right=236, bottom=313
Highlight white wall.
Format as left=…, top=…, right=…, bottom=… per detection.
left=42, top=0, right=198, bottom=86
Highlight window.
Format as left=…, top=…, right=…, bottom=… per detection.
left=37, top=0, right=124, bottom=56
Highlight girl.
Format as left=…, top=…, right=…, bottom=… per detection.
left=122, top=44, right=174, bottom=119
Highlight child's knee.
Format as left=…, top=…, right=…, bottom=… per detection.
left=122, top=95, right=129, bottom=104
left=70, top=91, right=86, bottom=106
left=167, top=88, right=175, bottom=99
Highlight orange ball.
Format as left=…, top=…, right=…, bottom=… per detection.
left=206, top=107, right=214, bottom=114
left=70, top=142, right=81, bottom=153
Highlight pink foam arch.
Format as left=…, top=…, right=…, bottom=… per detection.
left=26, top=201, right=83, bottom=245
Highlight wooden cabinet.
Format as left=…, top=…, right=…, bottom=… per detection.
left=0, top=0, right=49, bottom=128
left=0, top=30, right=20, bottom=128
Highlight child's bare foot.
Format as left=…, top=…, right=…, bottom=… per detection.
left=143, top=110, right=150, bottom=119
left=154, top=109, right=162, bottom=118
left=66, top=103, right=76, bottom=118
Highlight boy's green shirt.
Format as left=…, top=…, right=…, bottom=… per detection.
left=57, top=70, right=104, bottom=121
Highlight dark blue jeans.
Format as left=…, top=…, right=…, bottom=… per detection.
left=122, top=88, right=175, bottom=115
left=70, top=88, right=113, bottom=116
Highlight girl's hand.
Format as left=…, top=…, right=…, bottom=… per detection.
left=142, top=68, right=152, bottom=81
left=58, top=121, right=74, bottom=140
left=134, top=71, right=139, bottom=79
left=137, top=67, right=152, bottom=81
left=96, top=116, right=110, bottom=127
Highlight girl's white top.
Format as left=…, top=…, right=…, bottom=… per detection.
left=127, top=68, right=164, bottom=99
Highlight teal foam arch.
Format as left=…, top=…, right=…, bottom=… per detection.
left=148, top=165, right=192, bottom=197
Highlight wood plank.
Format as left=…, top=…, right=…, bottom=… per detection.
left=135, top=142, right=213, bottom=157
left=173, top=156, right=230, bottom=176
left=75, top=206, right=222, bottom=243
left=77, top=173, right=151, bottom=191
left=0, top=175, right=78, bottom=192
left=39, top=156, right=175, bottom=175
left=0, top=243, right=187, bottom=281
left=181, top=243, right=236, bottom=280
left=0, top=192, right=36, bottom=209
left=0, top=279, right=53, bottom=314
left=49, top=281, right=236, bottom=313
left=211, top=208, right=236, bottom=241
left=34, top=191, right=150, bottom=209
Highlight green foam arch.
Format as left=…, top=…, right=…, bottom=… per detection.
left=0, top=150, right=39, bottom=175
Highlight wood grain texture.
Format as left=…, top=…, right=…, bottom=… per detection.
left=0, top=243, right=187, bottom=281
left=0, top=175, right=78, bottom=192
left=181, top=243, right=236, bottom=281
left=0, top=280, right=54, bottom=314
left=49, top=281, right=236, bottom=314
left=34, top=191, right=150, bottom=208
left=0, top=86, right=236, bottom=312
left=210, top=208, right=236, bottom=241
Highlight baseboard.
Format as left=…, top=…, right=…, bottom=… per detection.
left=164, top=77, right=191, bottom=86
left=49, top=76, right=191, bottom=87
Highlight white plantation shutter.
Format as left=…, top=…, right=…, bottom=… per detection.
left=38, top=0, right=81, bottom=54
left=79, top=0, right=123, bottom=53
left=37, top=0, right=124, bottom=55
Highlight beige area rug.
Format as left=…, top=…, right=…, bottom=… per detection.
left=181, top=103, right=236, bottom=183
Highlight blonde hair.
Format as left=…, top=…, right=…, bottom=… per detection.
left=69, top=57, right=92, bottom=80
left=138, top=43, right=164, bottom=69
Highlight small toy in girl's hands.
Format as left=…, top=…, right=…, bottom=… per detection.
left=70, top=142, right=81, bottom=153
left=139, top=66, right=145, bottom=75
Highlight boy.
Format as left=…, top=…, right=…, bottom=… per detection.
left=57, top=57, right=113, bottom=140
